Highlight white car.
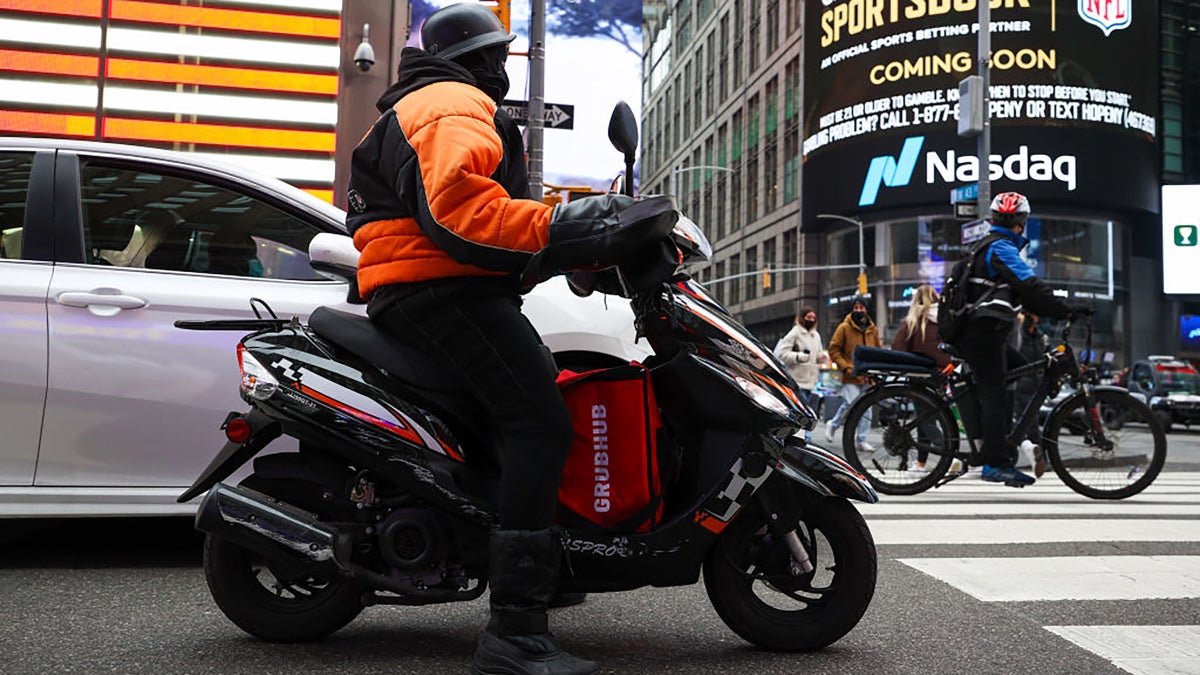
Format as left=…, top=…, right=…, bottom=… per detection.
left=0, top=138, right=646, bottom=517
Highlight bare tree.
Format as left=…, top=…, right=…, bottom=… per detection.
left=548, top=0, right=642, bottom=57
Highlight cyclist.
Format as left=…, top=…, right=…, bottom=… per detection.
left=957, top=192, right=1080, bottom=486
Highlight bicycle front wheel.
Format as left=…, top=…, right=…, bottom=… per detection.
left=840, top=384, right=957, bottom=495
left=1043, top=388, right=1167, bottom=499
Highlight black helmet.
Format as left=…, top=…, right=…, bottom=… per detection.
left=421, top=3, right=516, bottom=61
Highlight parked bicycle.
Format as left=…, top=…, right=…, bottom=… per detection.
left=838, top=318, right=1167, bottom=500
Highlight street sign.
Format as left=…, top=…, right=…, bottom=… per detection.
left=950, top=182, right=978, bottom=204
left=955, top=202, right=979, bottom=220
left=499, top=99, right=575, bottom=130
left=961, top=219, right=989, bottom=243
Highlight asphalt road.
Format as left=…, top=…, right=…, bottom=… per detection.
left=3, top=435, right=1199, bottom=674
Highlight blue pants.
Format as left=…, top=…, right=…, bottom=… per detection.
left=830, top=382, right=872, bottom=444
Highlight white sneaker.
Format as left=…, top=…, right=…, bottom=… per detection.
left=823, top=424, right=837, bottom=444
left=1019, top=439, right=1046, bottom=478
left=856, top=440, right=876, bottom=453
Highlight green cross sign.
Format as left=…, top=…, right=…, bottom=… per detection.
left=1177, top=225, right=1198, bottom=247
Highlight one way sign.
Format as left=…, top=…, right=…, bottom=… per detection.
left=499, top=99, right=575, bottom=130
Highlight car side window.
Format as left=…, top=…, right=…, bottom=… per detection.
left=0, top=152, right=33, bottom=260
left=78, top=163, right=325, bottom=281
left=1132, top=365, right=1153, bottom=390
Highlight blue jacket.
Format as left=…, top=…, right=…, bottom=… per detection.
left=968, top=225, right=1072, bottom=324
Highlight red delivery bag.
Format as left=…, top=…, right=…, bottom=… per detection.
left=555, top=363, right=666, bottom=533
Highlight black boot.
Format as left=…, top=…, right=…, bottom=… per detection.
left=548, top=592, right=587, bottom=609
left=470, top=529, right=596, bottom=675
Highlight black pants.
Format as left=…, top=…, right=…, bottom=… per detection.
left=956, top=322, right=1018, bottom=468
left=368, top=279, right=573, bottom=530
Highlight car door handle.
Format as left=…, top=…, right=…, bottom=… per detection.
left=56, top=290, right=148, bottom=310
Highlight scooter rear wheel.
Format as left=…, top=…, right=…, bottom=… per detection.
left=203, top=477, right=364, bottom=642
left=702, top=496, right=876, bottom=652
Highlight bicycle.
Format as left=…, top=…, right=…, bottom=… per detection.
left=837, top=318, right=1167, bottom=500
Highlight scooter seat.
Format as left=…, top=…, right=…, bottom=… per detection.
left=309, top=307, right=469, bottom=394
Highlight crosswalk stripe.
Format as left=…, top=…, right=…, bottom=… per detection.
left=862, top=502, right=1200, bottom=516
left=1044, top=626, right=1200, bottom=675
left=870, top=519, right=1200, bottom=545
left=897, top=556, right=1200, bottom=601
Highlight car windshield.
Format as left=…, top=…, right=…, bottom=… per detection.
left=1160, top=368, right=1200, bottom=395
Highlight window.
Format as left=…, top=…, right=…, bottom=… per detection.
left=766, top=0, right=779, bottom=55
left=718, top=14, right=729, bottom=103
left=0, top=152, right=33, bottom=260
left=745, top=245, right=758, bottom=299
left=782, top=228, right=798, bottom=289
left=729, top=253, right=742, bottom=304
left=762, top=238, right=776, bottom=295
left=79, top=163, right=324, bottom=280
left=1133, top=364, right=1153, bottom=390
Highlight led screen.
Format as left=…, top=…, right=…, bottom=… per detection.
left=1162, top=185, right=1200, bottom=295
left=802, top=0, right=1159, bottom=225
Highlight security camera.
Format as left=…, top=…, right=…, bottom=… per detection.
left=353, top=23, right=375, bottom=72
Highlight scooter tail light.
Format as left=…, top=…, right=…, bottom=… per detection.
left=237, top=344, right=279, bottom=401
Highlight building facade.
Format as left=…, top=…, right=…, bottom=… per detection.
left=642, top=0, right=1178, bottom=368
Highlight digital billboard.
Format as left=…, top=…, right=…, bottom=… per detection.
left=1162, top=185, right=1200, bottom=295
left=0, top=0, right=342, bottom=202
left=802, top=0, right=1159, bottom=225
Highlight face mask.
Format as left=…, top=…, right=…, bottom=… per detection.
left=473, top=68, right=510, bottom=103
left=455, top=46, right=510, bottom=103
left=851, top=310, right=867, bottom=324
left=802, top=319, right=816, bottom=330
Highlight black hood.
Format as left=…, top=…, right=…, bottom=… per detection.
left=376, top=47, right=480, bottom=112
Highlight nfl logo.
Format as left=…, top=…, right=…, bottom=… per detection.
left=1077, top=0, right=1131, bottom=36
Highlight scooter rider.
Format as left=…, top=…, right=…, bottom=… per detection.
left=346, top=4, right=643, bottom=673
left=956, top=192, right=1082, bottom=487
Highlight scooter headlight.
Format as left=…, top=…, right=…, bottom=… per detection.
left=237, top=344, right=278, bottom=401
left=732, top=374, right=793, bottom=419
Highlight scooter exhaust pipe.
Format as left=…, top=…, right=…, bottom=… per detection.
left=195, top=483, right=338, bottom=564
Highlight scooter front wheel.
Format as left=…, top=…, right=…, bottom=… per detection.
left=702, top=497, right=876, bottom=652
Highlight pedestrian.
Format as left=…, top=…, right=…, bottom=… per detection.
left=825, top=297, right=883, bottom=451
left=774, top=306, right=825, bottom=439
left=346, top=4, right=639, bottom=672
left=892, top=284, right=951, bottom=471
left=951, top=192, right=1083, bottom=487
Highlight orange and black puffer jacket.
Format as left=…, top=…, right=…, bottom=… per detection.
left=347, top=48, right=552, bottom=297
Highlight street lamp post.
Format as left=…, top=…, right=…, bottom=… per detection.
left=816, top=213, right=866, bottom=279
left=670, top=164, right=735, bottom=203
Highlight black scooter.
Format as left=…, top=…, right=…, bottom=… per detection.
left=177, top=104, right=878, bottom=653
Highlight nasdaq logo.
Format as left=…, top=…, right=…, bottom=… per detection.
left=858, top=136, right=924, bottom=207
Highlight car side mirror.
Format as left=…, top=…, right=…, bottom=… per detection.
left=308, top=232, right=365, bottom=304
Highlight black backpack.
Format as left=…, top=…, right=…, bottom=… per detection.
left=937, top=232, right=1005, bottom=344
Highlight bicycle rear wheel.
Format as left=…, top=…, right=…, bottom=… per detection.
left=840, top=385, right=956, bottom=495
left=1043, top=388, right=1167, bottom=499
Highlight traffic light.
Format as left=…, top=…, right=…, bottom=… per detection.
left=762, top=268, right=772, bottom=290
left=482, top=0, right=511, bottom=32
left=856, top=273, right=868, bottom=296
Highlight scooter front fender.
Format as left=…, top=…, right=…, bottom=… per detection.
left=775, top=439, right=879, bottom=504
